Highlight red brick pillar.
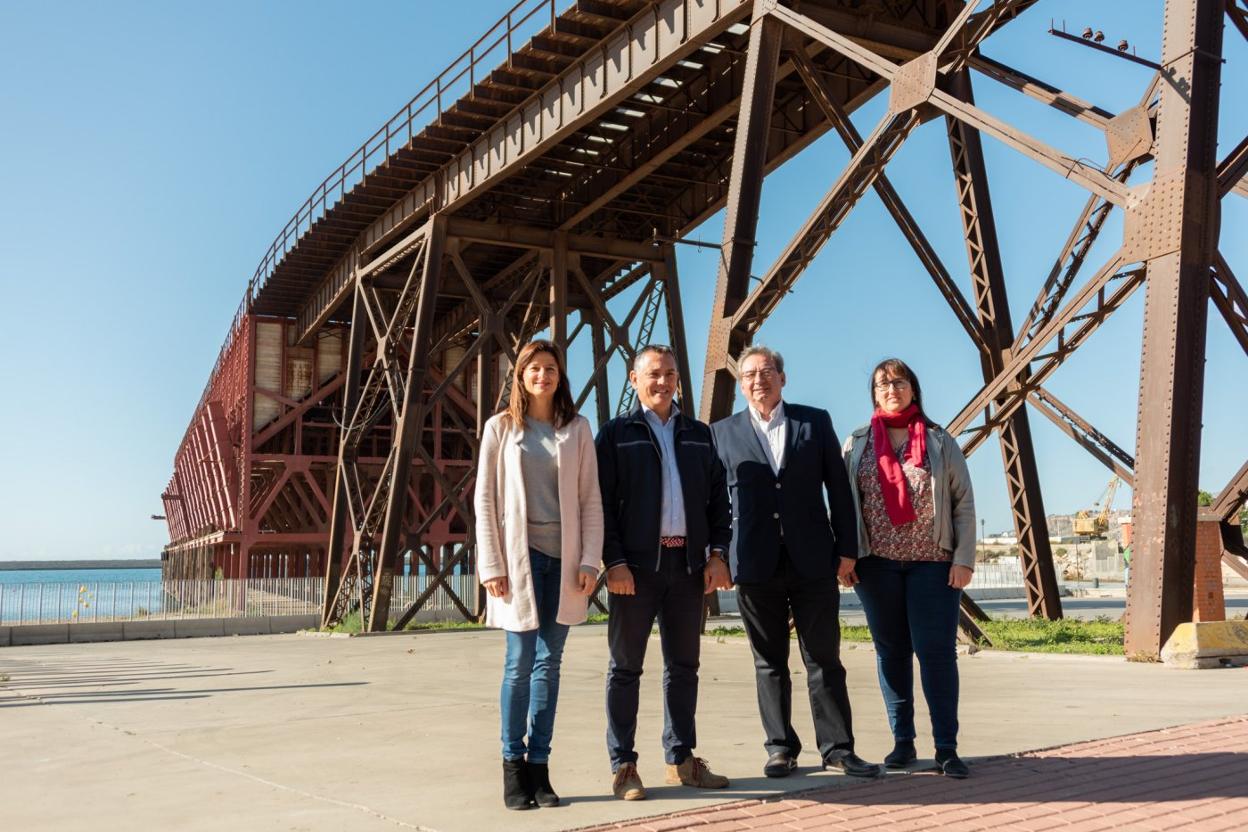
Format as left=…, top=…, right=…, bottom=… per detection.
left=1193, top=519, right=1225, bottom=622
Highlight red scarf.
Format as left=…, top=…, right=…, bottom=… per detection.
left=871, top=404, right=926, bottom=526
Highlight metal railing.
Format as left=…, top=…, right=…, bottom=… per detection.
left=0, top=574, right=484, bottom=626
left=0, top=578, right=325, bottom=626
left=965, top=562, right=1029, bottom=590
left=249, top=0, right=561, bottom=298
left=184, top=0, right=564, bottom=447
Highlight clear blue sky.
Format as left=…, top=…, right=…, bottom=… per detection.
left=1, top=1, right=1243, bottom=560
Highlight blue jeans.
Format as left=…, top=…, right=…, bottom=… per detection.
left=500, top=549, right=570, bottom=763
left=853, top=557, right=961, bottom=750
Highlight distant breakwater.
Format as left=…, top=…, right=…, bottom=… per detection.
left=0, top=559, right=162, bottom=571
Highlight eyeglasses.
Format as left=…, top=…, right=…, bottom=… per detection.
left=740, top=367, right=777, bottom=383
left=874, top=378, right=911, bottom=392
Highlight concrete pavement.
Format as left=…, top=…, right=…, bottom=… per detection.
left=1, top=626, right=1246, bottom=831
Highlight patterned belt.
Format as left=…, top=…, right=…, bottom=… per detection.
left=660, top=536, right=687, bottom=549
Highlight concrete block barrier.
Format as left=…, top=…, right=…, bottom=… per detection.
left=1161, top=620, right=1248, bottom=668
left=122, top=621, right=177, bottom=640
left=1, top=614, right=322, bottom=647
left=223, top=618, right=272, bottom=636
left=267, top=614, right=319, bottom=633
left=68, top=623, right=126, bottom=643
left=11, top=624, right=71, bottom=646
left=174, top=619, right=227, bottom=639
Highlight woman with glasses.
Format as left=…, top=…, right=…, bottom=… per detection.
left=476, top=339, right=604, bottom=809
left=841, top=358, right=976, bottom=779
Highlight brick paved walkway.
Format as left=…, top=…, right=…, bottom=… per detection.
left=577, top=716, right=1248, bottom=832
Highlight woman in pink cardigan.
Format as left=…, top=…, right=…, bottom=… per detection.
left=475, top=339, right=604, bottom=810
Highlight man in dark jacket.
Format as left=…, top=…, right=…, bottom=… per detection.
left=597, top=344, right=733, bottom=801
left=711, top=346, right=881, bottom=779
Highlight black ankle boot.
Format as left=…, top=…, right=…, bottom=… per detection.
left=502, top=759, right=534, bottom=809
left=935, top=747, right=970, bottom=779
left=528, top=761, right=560, bottom=807
left=884, top=741, right=917, bottom=769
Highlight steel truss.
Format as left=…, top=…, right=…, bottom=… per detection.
left=319, top=215, right=689, bottom=631
left=700, top=0, right=1243, bottom=656
left=171, top=0, right=1245, bottom=660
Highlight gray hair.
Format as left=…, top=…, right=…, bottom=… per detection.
left=737, top=345, right=784, bottom=374
left=633, top=344, right=677, bottom=371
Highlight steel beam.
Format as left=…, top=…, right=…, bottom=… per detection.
left=727, top=109, right=921, bottom=338
left=945, top=68, right=1060, bottom=620
left=788, top=50, right=986, bottom=354
left=1027, top=388, right=1135, bottom=485
left=1210, top=254, right=1248, bottom=355
left=550, top=232, right=569, bottom=348
left=1211, top=460, right=1248, bottom=524
left=1124, top=0, right=1225, bottom=660
left=700, top=7, right=783, bottom=421
left=661, top=244, right=695, bottom=409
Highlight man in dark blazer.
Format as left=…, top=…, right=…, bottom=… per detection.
left=597, top=344, right=734, bottom=801
left=711, top=346, right=880, bottom=779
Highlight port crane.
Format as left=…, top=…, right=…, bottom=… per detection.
left=1074, top=477, right=1121, bottom=539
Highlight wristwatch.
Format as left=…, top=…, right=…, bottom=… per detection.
left=709, top=548, right=728, bottom=564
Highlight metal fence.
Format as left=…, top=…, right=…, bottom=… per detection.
left=0, top=575, right=485, bottom=626
left=965, top=562, right=1029, bottom=590
left=0, top=564, right=1042, bottom=626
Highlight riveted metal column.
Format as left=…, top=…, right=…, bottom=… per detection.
left=369, top=215, right=449, bottom=631
left=945, top=69, right=1061, bottom=619
left=700, top=5, right=782, bottom=422
left=1124, top=0, right=1225, bottom=659
left=321, top=280, right=367, bottom=626
left=660, top=244, right=695, bottom=409
left=591, top=314, right=611, bottom=425
left=550, top=231, right=569, bottom=350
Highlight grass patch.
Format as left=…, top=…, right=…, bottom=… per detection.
left=402, top=619, right=484, bottom=632
left=709, top=617, right=1124, bottom=656
left=978, top=616, right=1123, bottom=655
left=325, top=611, right=362, bottom=634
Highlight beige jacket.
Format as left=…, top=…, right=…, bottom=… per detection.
left=842, top=423, right=977, bottom=570
left=475, top=412, right=604, bottom=631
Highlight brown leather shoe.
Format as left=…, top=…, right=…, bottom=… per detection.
left=665, top=756, right=729, bottom=789
left=612, top=763, right=646, bottom=801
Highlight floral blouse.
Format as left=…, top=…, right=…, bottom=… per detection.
left=857, top=433, right=950, bottom=562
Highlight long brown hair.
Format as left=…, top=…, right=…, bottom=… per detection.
left=505, top=340, right=577, bottom=428
left=870, top=357, right=937, bottom=427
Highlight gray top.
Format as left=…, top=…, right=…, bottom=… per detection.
left=521, top=417, right=561, bottom=558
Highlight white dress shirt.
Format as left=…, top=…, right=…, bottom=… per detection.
left=749, top=400, right=787, bottom=475
left=642, top=402, right=687, bottom=537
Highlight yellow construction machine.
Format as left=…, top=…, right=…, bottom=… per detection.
left=1074, top=477, right=1120, bottom=539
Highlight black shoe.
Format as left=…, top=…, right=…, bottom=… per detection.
left=527, top=761, right=560, bottom=807
left=502, top=759, right=535, bottom=810
left=935, top=748, right=970, bottom=779
left=763, top=751, right=798, bottom=778
left=884, top=741, right=917, bottom=769
left=822, top=752, right=882, bottom=778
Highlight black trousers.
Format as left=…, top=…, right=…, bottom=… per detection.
left=605, top=548, right=704, bottom=770
left=736, top=550, right=854, bottom=761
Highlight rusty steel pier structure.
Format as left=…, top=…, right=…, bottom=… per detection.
left=162, top=0, right=1248, bottom=658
